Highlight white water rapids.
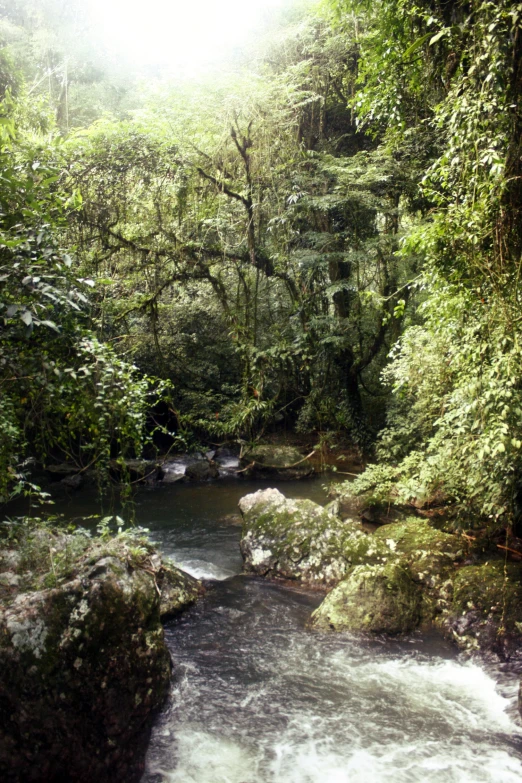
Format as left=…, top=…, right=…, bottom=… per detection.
left=142, top=573, right=522, bottom=783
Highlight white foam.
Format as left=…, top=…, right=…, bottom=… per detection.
left=217, top=457, right=240, bottom=469
left=171, top=557, right=237, bottom=581
left=145, top=589, right=522, bottom=783
left=152, top=729, right=259, bottom=783
left=150, top=729, right=522, bottom=783
left=344, top=657, right=519, bottom=733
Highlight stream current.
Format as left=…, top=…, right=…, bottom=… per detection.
left=49, top=475, right=522, bottom=782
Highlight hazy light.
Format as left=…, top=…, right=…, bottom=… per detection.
left=88, top=0, right=294, bottom=74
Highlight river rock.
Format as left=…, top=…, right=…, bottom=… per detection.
left=240, top=445, right=313, bottom=480
left=373, top=519, right=464, bottom=582
left=44, top=462, right=79, bottom=476
left=183, top=459, right=219, bottom=481
left=61, top=472, right=83, bottom=490
left=372, top=517, right=465, bottom=623
left=239, top=488, right=387, bottom=586
left=442, top=561, right=522, bottom=659
left=311, top=562, right=422, bottom=634
left=157, top=558, right=203, bottom=618
left=376, top=517, right=462, bottom=595
left=109, top=458, right=164, bottom=483
left=0, top=527, right=202, bottom=782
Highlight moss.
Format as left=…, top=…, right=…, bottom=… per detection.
left=452, top=561, right=522, bottom=625
left=436, top=560, right=522, bottom=656
left=374, top=517, right=465, bottom=583
left=241, top=490, right=392, bottom=585
left=311, top=562, right=421, bottom=635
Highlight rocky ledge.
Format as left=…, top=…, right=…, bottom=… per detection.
left=0, top=523, right=202, bottom=782
left=238, top=488, right=522, bottom=660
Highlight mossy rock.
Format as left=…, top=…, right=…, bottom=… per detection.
left=0, top=529, right=203, bottom=782
left=239, top=488, right=389, bottom=586
left=158, top=559, right=203, bottom=619
left=374, top=518, right=465, bottom=587
left=240, top=445, right=313, bottom=480
left=311, top=562, right=422, bottom=635
left=442, top=560, right=522, bottom=657
left=183, top=460, right=219, bottom=481
left=370, top=518, right=466, bottom=623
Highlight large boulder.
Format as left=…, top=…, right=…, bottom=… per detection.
left=309, top=518, right=465, bottom=635
left=240, top=445, right=313, bottom=480
left=239, top=488, right=387, bottom=586
left=239, top=493, right=470, bottom=636
left=109, top=459, right=164, bottom=483
left=373, top=518, right=465, bottom=621
left=441, top=561, right=522, bottom=658
left=0, top=527, right=201, bottom=782
left=311, top=562, right=422, bottom=635
left=373, top=518, right=464, bottom=587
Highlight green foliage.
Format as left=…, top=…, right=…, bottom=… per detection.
left=57, top=23, right=420, bottom=447
left=336, top=0, right=522, bottom=525
left=1, top=515, right=92, bottom=589
left=4, top=0, right=522, bottom=531
left=0, top=0, right=137, bottom=129
left=357, top=278, right=522, bottom=520
left=0, top=513, right=152, bottom=590
left=0, top=95, right=166, bottom=501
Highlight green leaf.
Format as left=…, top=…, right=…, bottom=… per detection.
left=429, top=30, right=447, bottom=46
left=403, top=33, right=432, bottom=60
left=41, top=320, right=60, bottom=332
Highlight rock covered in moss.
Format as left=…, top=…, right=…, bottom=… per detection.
left=239, top=488, right=387, bottom=586
left=0, top=529, right=202, bottom=783
left=311, top=562, right=422, bottom=634
left=442, top=560, right=522, bottom=658
left=309, top=518, right=464, bottom=635
left=373, top=518, right=464, bottom=587
left=372, top=517, right=465, bottom=621
left=157, top=558, right=202, bottom=618
left=240, top=445, right=313, bottom=480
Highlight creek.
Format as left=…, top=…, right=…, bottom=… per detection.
left=47, top=475, right=522, bottom=783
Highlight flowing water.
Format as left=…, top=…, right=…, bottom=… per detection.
left=143, top=580, right=522, bottom=783
left=34, top=471, right=522, bottom=782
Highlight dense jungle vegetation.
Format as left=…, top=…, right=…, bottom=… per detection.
left=1, top=0, right=521, bottom=532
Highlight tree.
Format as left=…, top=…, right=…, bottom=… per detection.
left=336, top=0, right=522, bottom=526
left=0, top=90, right=162, bottom=500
